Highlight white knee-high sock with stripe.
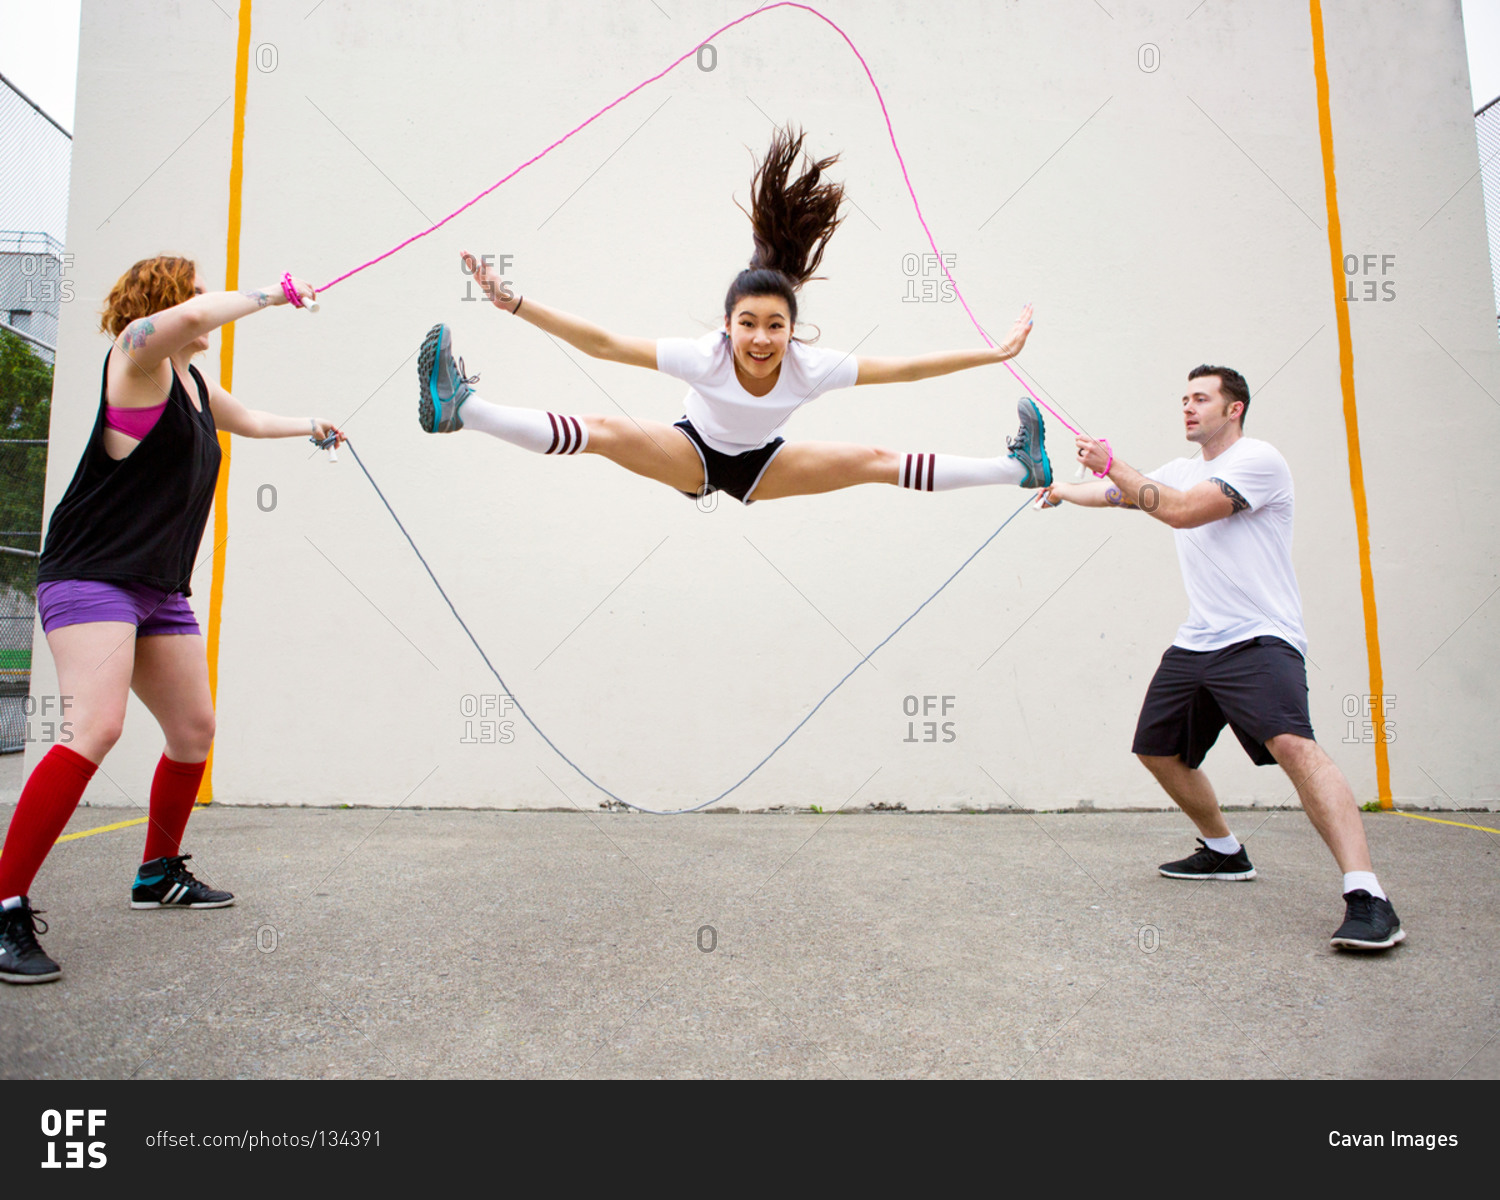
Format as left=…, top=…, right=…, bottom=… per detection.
left=899, top=452, right=1024, bottom=491
left=460, top=394, right=589, bottom=454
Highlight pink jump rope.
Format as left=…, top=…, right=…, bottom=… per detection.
left=281, top=4, right=1108, bottom=482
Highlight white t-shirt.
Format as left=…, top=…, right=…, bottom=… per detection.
left=1145, top=437, right=1307, bottom=656
left=656, top=331, right=860, bottom=454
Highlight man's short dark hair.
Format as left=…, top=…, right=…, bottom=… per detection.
left=1188, top=364, right=1250, bottom=428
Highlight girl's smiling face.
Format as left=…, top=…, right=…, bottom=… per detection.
left=725, top=293, right=792, bottom=385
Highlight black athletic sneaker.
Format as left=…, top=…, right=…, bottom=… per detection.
left=1330, top=889, right=1405, bottom=950
left=0, top=897, right=62, bottom=984
left=1157, top=838, right=1257, bottom=881
left=131, top=854, right=234, bottom=909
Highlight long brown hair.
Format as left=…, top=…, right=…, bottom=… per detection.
left=100, top=255, right=197, bottom=338
left=724, top=126, right=846, bottom=326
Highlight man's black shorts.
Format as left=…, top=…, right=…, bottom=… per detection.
left=1132, top=635, right=1315, bottom=768
left=673, top=418, right=786, bottom=505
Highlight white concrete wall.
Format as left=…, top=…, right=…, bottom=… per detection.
left=30, top=0, right=1499, bottom=812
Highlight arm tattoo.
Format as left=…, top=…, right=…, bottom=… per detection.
left=1211, top=478, right=1251, bottom=514
left=122, top=318, right=154, bottom=350
left=1105, top=485, right=1138, bottom=510
left=242, top=290, right=270, bottom=308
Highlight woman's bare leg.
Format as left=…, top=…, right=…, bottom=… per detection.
left=580, top=415, right=705, bottom=494
left=751, top=442, right=899, bottom=500
left=130, top=633, right=216, bottom=763
left=46, top=621, right=137, bottom=764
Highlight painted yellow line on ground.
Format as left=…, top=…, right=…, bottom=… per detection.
left=201, top=0, right=255, bottom=805
left=1309, top=0, right=1393, bottom=810
left=53, top=817, right=149, bottom=844
left=1396, top=812, right=1499, bottom=835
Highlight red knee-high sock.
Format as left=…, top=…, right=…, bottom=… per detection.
left=0, top=744, right=98, bottom=900
left=141, top=755, right=207, bottom=863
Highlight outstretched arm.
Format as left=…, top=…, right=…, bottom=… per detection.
left=854, top=304, right=1032, bottom=386
left=114, top=276, right=316, bottom=372
left=1044, top=435, right=1243, bottom=528
left=205, top=376, right=346, bottom=445
left=1041, top=479, right=1144, bottom=509
left=461, top=250, right=656, bottom=369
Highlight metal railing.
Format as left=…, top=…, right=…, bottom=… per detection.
left=0, top=70, right=67, bottom=752
left=1479, top=93, right=1500, bottom=335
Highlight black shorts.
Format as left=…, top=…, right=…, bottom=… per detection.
left=674, top=418, right=786, bottom=505
left=1132, top=635, right=1315, bottom=768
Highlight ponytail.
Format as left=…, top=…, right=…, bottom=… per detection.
left=724, top=125, right=846, bottom=326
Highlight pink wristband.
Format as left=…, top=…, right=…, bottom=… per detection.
left=280, top=273, right=304, bottom=308
left=1091, top=438, right=1113, bottom=478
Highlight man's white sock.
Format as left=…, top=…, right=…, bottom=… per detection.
left=1204, top=833, right=1241, bottom=854
left=1342, top=870, right=1386, bottom=900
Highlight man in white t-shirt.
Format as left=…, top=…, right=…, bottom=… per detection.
left=1042, top=365, right=1403, bottom=952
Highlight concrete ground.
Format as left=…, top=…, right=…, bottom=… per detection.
left=0, top=771, right=1496, bottom=1079
left=0, top=786, right=1494, bottom=1080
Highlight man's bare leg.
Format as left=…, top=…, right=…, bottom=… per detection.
left=1136, top=753, right=1232, bottom=839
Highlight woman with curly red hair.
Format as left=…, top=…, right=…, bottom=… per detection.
left=0, top=256, right=342, bottom=984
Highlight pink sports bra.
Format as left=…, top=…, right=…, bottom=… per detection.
left=105, top=399, right=168, bottom=440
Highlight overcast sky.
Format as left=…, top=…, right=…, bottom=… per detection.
left=0, top=1, right=1496, bottom=137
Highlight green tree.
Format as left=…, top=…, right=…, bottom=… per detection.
left=0, top=326, right=53, bottom=595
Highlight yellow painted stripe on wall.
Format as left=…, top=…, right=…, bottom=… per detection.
left=1309, top=0, right=1393, bottom=809
left=200, top=0, right=253, bottom=803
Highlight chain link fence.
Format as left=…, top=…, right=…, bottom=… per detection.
left=0, top=70, right=69, bottom=752
left=1479, top=93, right=1500, bottom=337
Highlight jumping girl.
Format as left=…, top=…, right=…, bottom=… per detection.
left=0, top=257, right=343, bottom=984
left=416, top=127, right=1052, bottom=504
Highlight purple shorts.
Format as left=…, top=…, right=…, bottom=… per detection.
left=37, top=580, right=202, bottom=637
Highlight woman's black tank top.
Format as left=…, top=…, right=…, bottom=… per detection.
left=37, top=349, right=223, bottom=596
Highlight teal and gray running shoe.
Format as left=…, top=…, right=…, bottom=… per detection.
left=1006, top=396, right=1052, bottom=488
left=417, top=323, right=478, bottom=433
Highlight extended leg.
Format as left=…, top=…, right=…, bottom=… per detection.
left=755, top=395, right=1052, bottom=500
left=0, top=622, right=134, bottom=902
left=753, top=441, right=899, bottom=499
left=130, top=633, right=215, bottom=863
left=127, top=632, right=233, bottom=906
left=1136, top=753, right=1232, bottom=839
left=1264, top=734, right=1373, bottom=873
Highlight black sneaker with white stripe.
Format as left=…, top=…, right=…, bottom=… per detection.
left=0, top=897, right=62, bottom=984
left=1330, top=889, right=1405, bottom=950
left=131, top=854, right=234, bottom=909
left=1157, top=838, right=1257, bottom=881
